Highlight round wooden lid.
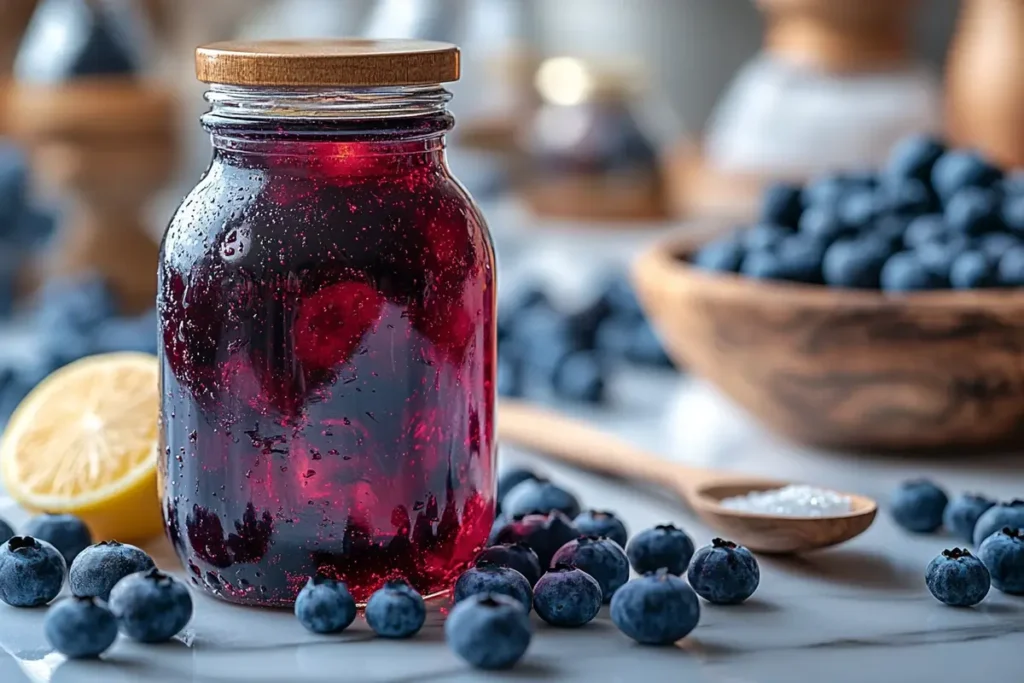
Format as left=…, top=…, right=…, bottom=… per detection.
left=195, top=39, right=460, bottom=87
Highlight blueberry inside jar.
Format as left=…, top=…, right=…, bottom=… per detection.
left=158, top=40, right=496, bottom=606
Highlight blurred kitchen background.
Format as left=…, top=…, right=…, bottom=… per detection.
left=0, top=0, right=1021, bottom=440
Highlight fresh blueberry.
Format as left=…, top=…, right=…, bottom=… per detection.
left=802, top=174, right=849, bottom=207
left=565, top=293, right=613, bottom=350
left=497, top=355, right=524, bottom=397
left=108, top=568, right=193, bottom=643
left=0, top=536, right=66, bottom=607
left=610, top=570, right=700, bottom=645
left=508, top=307, right=574, bottom=376
left=0, top=144, right=28, bottom=231
left=998, top=246, right=1024, bottom=286
left=23, top=514, right=93, bottom=564
left=871, top=215, right=909, bottom=248
left=687, top=538, right=760, bottom=605
left=494, top=511, right=581, bottom=568
left=1003, top=171, right=1024, bottom=197
left=364, top=580, right=426, bottom=638
left=532, top=564, right=602, bottom=627
left=505, top=284, right=551, bottom=317
left=798, top=206, right=852, bottom=244
left=625, top=320, right=673, bottom=368
left=475, top=543, right=542, bottom=587
left=294, top=576, right=357, bottom=634
left=944, top=494, right=997, bottom=543
left=837, top=190, right=880, bottom=230
left=882, top=178, right=935, bottom=215
left=693, top=237, right=744, bottom=272
left=626, top=523, right=695, bottom=575
left=497, top=468, right=539, bottom=509
left=10, top=205, right=57, bottom=249
left=445, top=593, right=531, bottom=670
left=880, top=252, right=947, bottom=292
left=1002, top=195, right=1024, bottom=234
left=885, top=135, right=945, bottom=183
left=973, top=500, right=1024, bottom=547
left=977, top=527, right=1024, bottom=594
left=950, top=250, right=998, bottom=289
left=926, top=548, right=991, bottom=606
left=550, top=536, right=629, bottom=602
left=903, top=214, right=948, bottom=249
left=945, top=187, right=1003, bottom=236
left=69, top=541, right=155, bottom=601
left=552, top=350, right=606, bottom=404
left=775, top=236, right=826, bottom=283
left=454, top=562, right=533, bottom=613
left=598, top=275, right=644, bottom=321
left=574, top=510, right=628, bottom=548
left=742, top=223, right=792, bottom=252
left=742, top=238, right=823, bottom=284
left=931, top=149, right=1002, bottom=203
left=822, top=238, right=891, bottom=288
left=502, top=478, right=581, bottom=519
left=980, top=232, right=1020, bottom=260
left=33, top=274, right=117, bottom=336
left=44, top=597, right=118, bottom=659
left=916, top=235, right=969, bottom=281
left=594, top=316, right=636, bottom=359
left=890, top=479, right=948, bottom=533
left=0, top=517, right=14, bottom=544
left=760, top=183, right=803, bottom=228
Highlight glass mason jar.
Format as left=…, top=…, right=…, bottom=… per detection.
left=158, top=40, right=496, bottom=607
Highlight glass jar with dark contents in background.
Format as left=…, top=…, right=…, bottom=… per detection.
left=158, top=40, right=496, bottom=607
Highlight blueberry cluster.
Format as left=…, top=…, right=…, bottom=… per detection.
left=693, top=136, right=1024, bottom=292
left=0, top=274, right=158, bottom=421
left=0, top=512, right=191, bottom=659
left=0, top=143, right=57, bottom=316
left=889, top=479, right=1024, bottom=605
left=497, top=275, right=673, bottom=405
left=443, top=466, right=762, bottom=670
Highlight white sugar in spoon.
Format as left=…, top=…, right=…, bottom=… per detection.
left=498, top=400, right=877, bottom=554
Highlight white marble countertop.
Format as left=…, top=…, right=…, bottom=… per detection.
left=1, top=372, right=1022, bottom=683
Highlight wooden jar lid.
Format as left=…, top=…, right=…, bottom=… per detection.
left=196, top=39, right=461, bottom=87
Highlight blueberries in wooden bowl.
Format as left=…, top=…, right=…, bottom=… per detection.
left=632, top=136, right=1024, bottom=452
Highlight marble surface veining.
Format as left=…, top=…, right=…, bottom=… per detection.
left=1, top=373, right=1022, bottom=683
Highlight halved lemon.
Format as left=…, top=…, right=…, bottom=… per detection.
left=0, top=352, right=163, bottom=542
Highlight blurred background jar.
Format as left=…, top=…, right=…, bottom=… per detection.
left=519, top=57, right=672, bottom=223
left=669, top=0, right=943, bottom=218
left=946, top=0, right=1024, bottom=169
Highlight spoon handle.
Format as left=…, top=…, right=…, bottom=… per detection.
left=498, top=400, right=714, bottom=499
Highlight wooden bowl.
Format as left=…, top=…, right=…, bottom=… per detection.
left=632, top=236, right=1024, bottom=452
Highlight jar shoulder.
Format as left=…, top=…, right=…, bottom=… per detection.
left=161, top=161, right=491, bottom=274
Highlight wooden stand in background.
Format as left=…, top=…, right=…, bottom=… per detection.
left=0, top=0, right=39, bottom=134
left=757, top=0, right=916, bottom=74
left=666, top=0, right=919, bottom=219
left=946, top=0, right=1024, bottom=169
left=6, top=81, right=176, bottom=313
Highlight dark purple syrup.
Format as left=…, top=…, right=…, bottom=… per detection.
left=158, top=111, right=496, bottom=606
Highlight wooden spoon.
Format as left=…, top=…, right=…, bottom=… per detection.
left=498, top=400, right=877, bottom=554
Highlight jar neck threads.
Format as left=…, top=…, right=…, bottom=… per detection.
left=203, top=84, right=453, bottom=121
left=202, top=84, right=454, bottom=168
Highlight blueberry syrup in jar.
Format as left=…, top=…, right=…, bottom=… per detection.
left=158, top=40, right=496, bottom=606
